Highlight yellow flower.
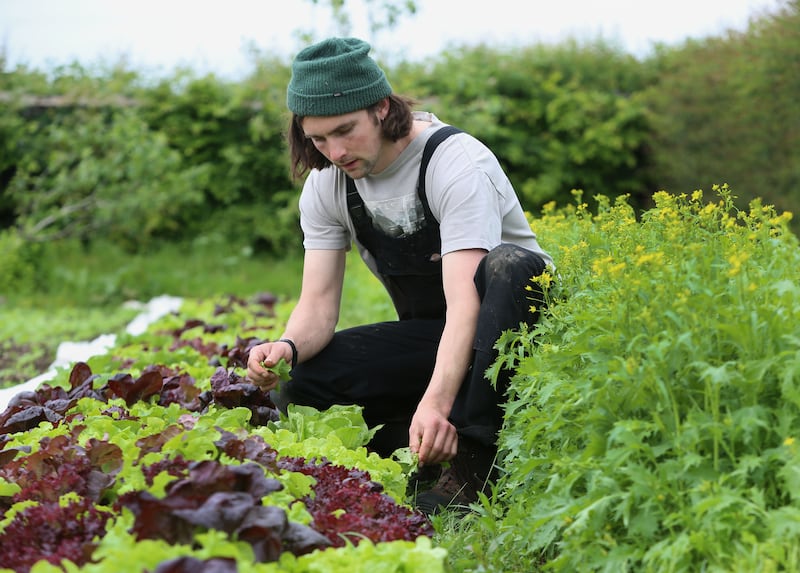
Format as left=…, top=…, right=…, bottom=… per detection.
left=541, top=201, right=558, bottom=215
left=593, top=256, right=627, bottom=278
left=784, top=437, right=795, bottom=446
left=592, top=256, right=614, bottom=276
left=608, top=262, right=627, bottom=277
left=770, top=212, right=794, bottom=227
left=652, top=190, right=672, bottom=205
left=530, top=271, right=554, bottom=288
left=635, top=251, right=665, bottom=267
left=701, top=203, right=717, bottom=216
left=727, top=252, right=749, bottom=277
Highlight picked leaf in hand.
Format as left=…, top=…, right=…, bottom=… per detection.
left=391, top=447, right=419, bottom=477
left=260, top=358, right=292, bottom=382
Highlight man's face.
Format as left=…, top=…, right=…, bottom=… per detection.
left=301, top=109, right=385, bottom=178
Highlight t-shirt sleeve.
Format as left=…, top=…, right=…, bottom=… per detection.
left=299, top=171, right=352, bottom=251
left=427, top=138, right=505, bottom=255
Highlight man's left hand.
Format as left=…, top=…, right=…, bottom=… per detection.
left=409, top=403, right=458, bottom=466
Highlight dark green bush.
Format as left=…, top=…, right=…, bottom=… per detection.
left=402, top=41, right=654, bottom=210
left=7, top=107, right=209, bottom=249
left=642, top=0, right=800, bottom=221
left=135, top=65, right=301, bottom=251
left=0, top=228, right=48, bottom=295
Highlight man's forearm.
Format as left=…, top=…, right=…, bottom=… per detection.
left=422, top=311, right=477, bottom=415
left=280, top=302, right=337, bottom=365
left=421, top=248, right=486, bottom=415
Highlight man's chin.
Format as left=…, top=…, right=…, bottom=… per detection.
left=339, top=163, right=366, bottom=178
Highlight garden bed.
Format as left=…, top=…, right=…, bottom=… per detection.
left=0, top=294, right=444, bottom=572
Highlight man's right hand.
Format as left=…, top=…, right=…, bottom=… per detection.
left=247, top=341, right=294, bottom=392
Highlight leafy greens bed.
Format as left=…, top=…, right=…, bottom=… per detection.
left=0, top=295, right=444, bottom=572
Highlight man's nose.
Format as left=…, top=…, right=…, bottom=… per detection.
left=327, top=139, right=347, bottom=162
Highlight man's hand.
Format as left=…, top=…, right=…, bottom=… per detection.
left=247, top=341, right=294, bottom=392
left=409, top=402, right=458, bottom=466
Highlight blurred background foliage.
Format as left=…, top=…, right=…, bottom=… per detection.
left=0, top=0, right=797, bottom=303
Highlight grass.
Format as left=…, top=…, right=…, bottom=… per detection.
left=31, top=238, right=305, bottom=306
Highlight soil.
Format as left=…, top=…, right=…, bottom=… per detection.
left=0, top=339, right=54, bottom=388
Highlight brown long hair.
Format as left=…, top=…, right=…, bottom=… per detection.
left=287, top=94, right=416, bottom=181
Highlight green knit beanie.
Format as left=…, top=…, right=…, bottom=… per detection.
left=287, top=37, right=393, bottom=117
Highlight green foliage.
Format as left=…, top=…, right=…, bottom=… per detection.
left=0, top=108, right=24, bottom=227
left=462, top=187, right=800, bottom=571
left=8, top=107, right=209, bottom=248
left=279, top=536, right=446, bottom=572
left=405, top=41, right=654, bottom=209
left=16, top=533, right=446, bottom=573
left=0, top=227, right=47, bottom=295
left=136, top=67, right=302, bottom=252
left=0, top=62, right=303, bottom=255
left=284, top=404, right=380, bottom=452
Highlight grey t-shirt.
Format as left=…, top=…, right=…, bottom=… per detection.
left=298, top=112, right=553, bottom=275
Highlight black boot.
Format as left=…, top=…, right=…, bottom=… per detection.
left=406, top=463, right=442, bottom=498
left=414, top=437, right=497, bottom=516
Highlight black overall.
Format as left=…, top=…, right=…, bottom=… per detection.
left=346, top=126, right=460, bottom=321
left=272, top=126, right=548, bottom=457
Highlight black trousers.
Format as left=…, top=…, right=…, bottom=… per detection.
left=271, top=244, right=547, bottom=457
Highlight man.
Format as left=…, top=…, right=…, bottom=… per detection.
left=247, top=37, right=553, bottom=515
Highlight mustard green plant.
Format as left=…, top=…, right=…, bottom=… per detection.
left=461, top=185, right=800, bottom=572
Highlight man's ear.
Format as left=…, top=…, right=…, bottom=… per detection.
left=377, top=97, right=391, bottom=121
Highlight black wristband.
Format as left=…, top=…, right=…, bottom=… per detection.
left=277, top=338, right=297, bottom=369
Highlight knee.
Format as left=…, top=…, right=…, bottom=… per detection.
left=481, top=244, right=547, bottom=283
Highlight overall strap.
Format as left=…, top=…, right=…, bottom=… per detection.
left=346, top=178, right=369, bottom=235
left=416, top=125, right=462, bottom=212
left=346, top=125, right=463, bottom=230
